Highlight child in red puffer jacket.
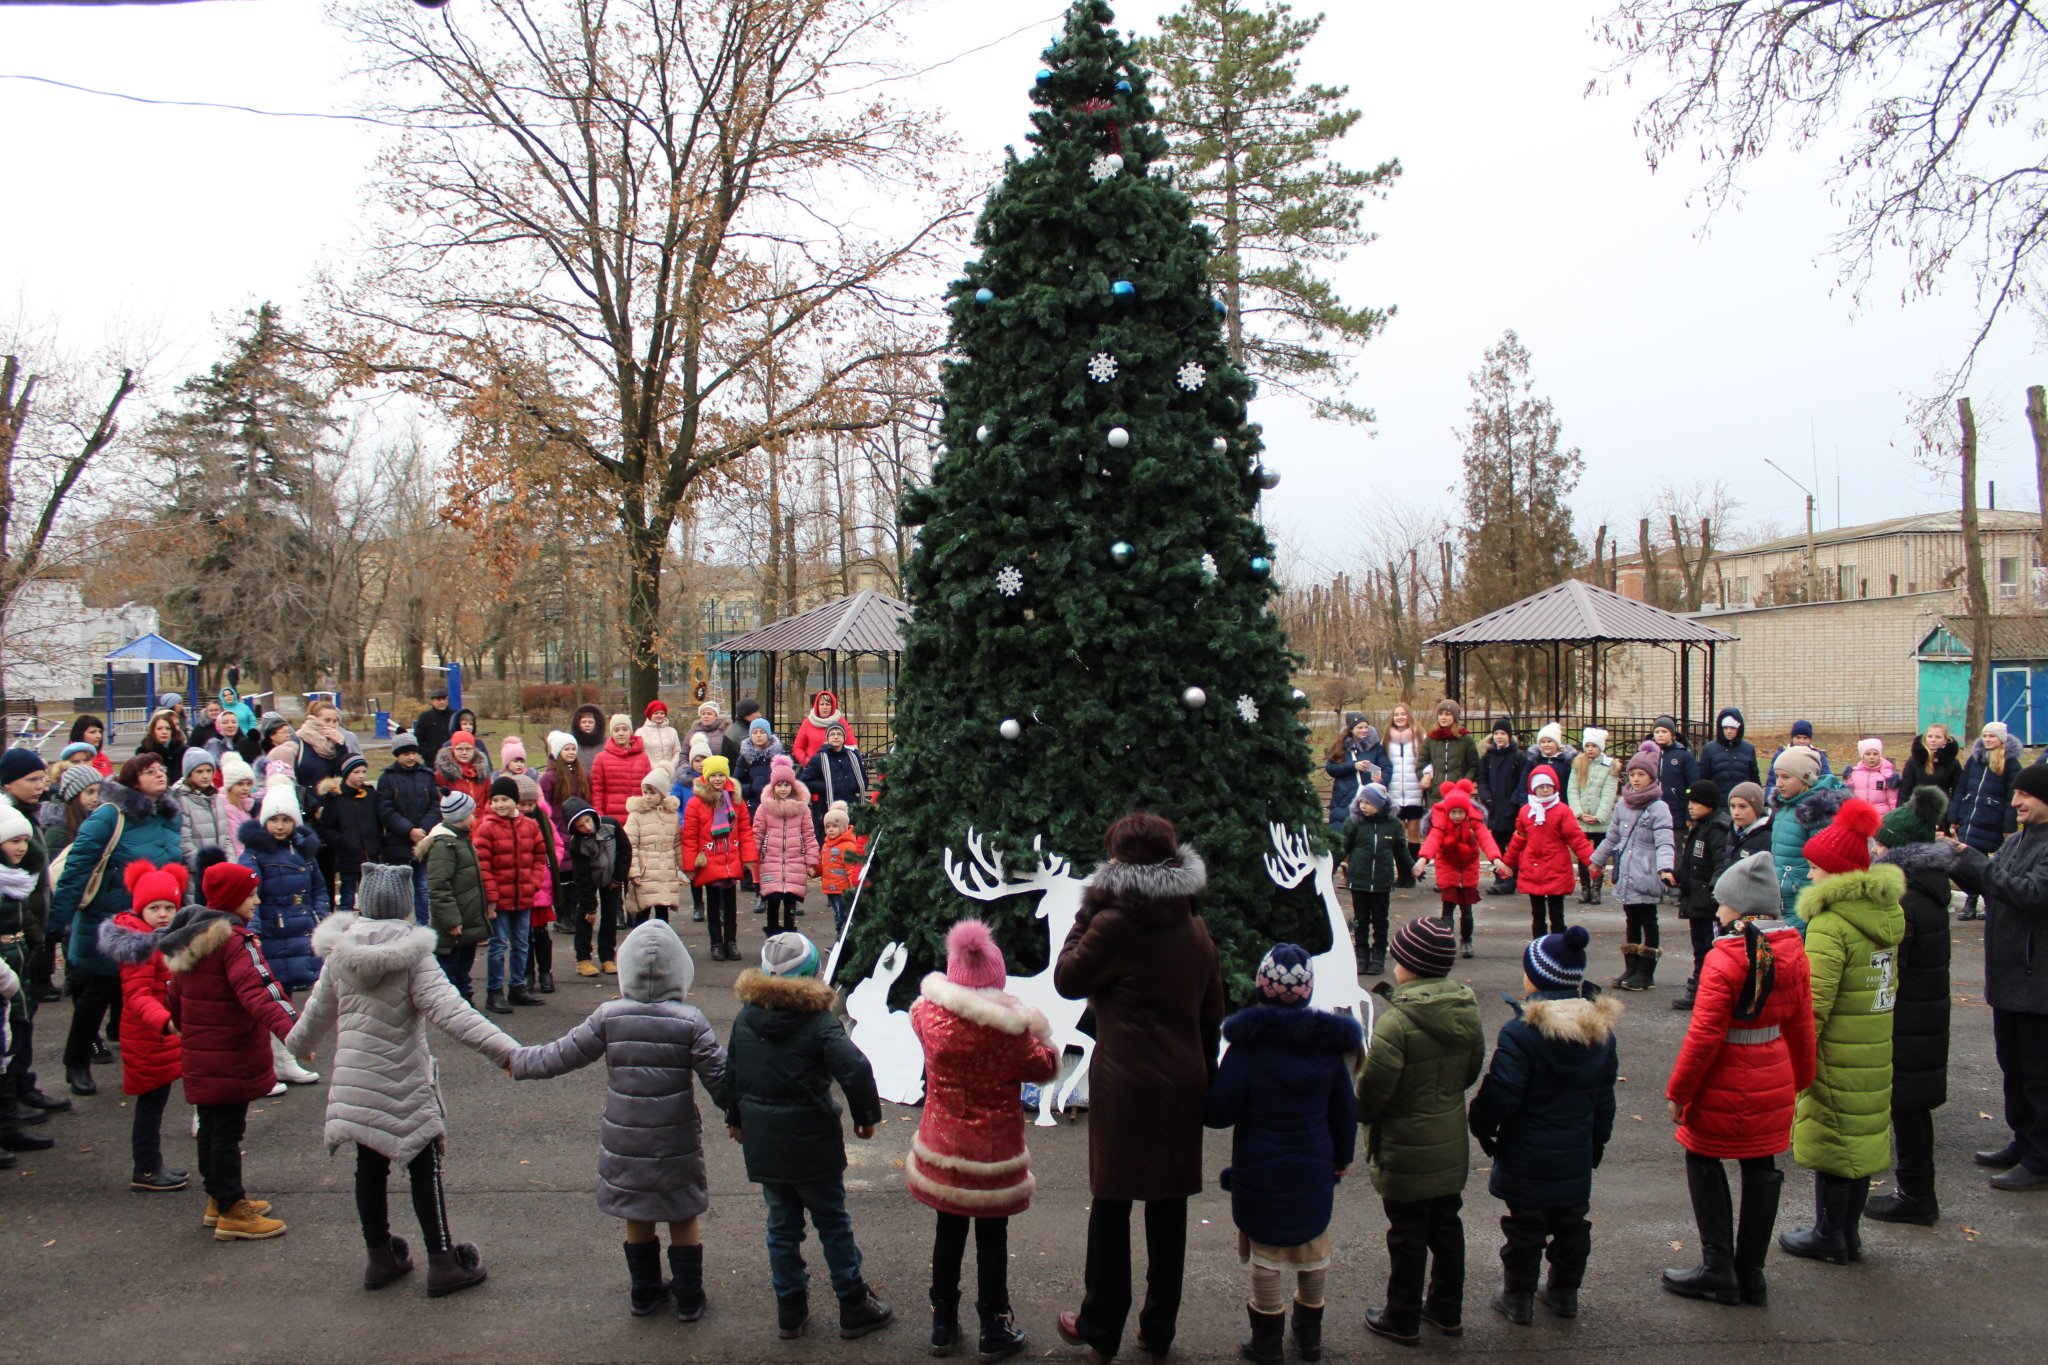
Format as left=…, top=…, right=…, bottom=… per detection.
left=1415, top=780, right=1510, bottom=958
left=97, top=859, right=189, bottom=1193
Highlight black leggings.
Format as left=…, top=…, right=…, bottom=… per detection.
left=528, top=924, right=553, bottom=979
left=764, top=893, right=801, bottom=934
left=355, top=1142, right=452, bottom=1254
left=1529, top=895, right=1567, bottom=936
left=1350, top=889, right=1390, bottom=954
left=706, top=882, right=738, bottom=947
left=63, top=973, right=119, bottom=1068
left=1624, top=903, right=1661, bottom=950
left=1438, top=901, right=1474, bottom=942
left=932, top=1211, right=1010, bottom=1307
left=131, top=1082, right=172, bottom=1174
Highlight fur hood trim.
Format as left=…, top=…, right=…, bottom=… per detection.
left=1796, top=862, right=1908, bottom=922
left=1877, top=839, right=1958, bottom=874
left=415, top=822, right=465, bottom=862
left=735, top=967, right=835, bottom=1013
left=691, top=776, right=738, bottom=804
left=919, top=973, right=1050, bottom=1039
left=160, top=907, right=238, bottom=973
left=100, top=778, right=179, bottom=823
left=97, top=913, right=164, bottom=966
left=1090, top=844, right=1208, bottom=903
left=1519, top=992, right=1624, bottom=1046
left=757, top=786, right=812, bottom=817
left=311, top=913, right=437, bottom=984
left=1221, top=1002, right=1365, bottom=1052
left=625, top=792, right=680, bottom=816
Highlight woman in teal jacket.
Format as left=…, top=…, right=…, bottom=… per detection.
left=47, top=753, right=186, bottom=1096
left=1768, top=749, right=1844, bottom=931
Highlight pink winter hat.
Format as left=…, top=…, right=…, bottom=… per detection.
left=501, top=735, right=527, bottom=765
left=769, top=754, right=796, bottom=786
left=945, top=918, right=1005, bottom=990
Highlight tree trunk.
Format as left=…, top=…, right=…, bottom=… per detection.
left=1961, top=397, right=1994, bottom=734
left=624, top=517, right=664, bottom=716
left=2028, top=384, right=2048, bottom=569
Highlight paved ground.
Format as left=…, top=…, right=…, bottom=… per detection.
left=5, top=884, right=2046, bottom=1363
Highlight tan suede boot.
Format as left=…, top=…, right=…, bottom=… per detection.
left=212, top=1198, right=288, bottom=1241
left=203, top=1196, right=272, bottom=1228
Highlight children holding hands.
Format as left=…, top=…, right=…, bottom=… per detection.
left=1413, top=780, right=1509, bottom=958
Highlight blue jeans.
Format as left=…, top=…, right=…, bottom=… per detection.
left=437, top=942, right=476, bottom=1000
left=338, top=867, right=359, bottom=915
left=487, top=910, right=531, bottom=992
left=412, top=865, right=431, bottom=926
left=761, top=1178, right=863, bottom=1300
left=829, top=893, right=848, bottom=937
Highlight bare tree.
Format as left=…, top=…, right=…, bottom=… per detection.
left=1959, top=396, right=1995, bottom=728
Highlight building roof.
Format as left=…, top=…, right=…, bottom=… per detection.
left=714, top=589, right=910, bottom=656
left=104, top=632, right=201, bottom=665
left=1726, top=509, right=2040, bottom=559
left=1918, top=616, right=2048, bottom=661
left=1425, top=579, right=1737, bottom=647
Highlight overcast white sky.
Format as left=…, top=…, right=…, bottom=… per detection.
left=4, top=0, right=2043, bottom=566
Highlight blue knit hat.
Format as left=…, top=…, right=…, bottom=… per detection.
left=750, top=717, right=772, bottom=735
left=1790, top=719, right=1814, bottom=738
left=1255, top=943, right=1314, bottom=1007
left=1354, top=782, right=1390, bottom=813
left=1524, top=925, right=1591, bottom=992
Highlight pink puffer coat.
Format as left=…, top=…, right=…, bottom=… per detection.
left=752, top=785, right=818, bottom=896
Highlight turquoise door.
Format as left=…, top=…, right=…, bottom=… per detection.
left=1920, top=660, right=1969, bottom=734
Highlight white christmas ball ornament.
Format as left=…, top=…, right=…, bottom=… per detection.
left=1211, top=437, right=1228, bottom=454
left=1255, top=464, right=1282, bottom=490
left=1181, top=686, right=1208, bottom=710
left=976, top=424, right=993, bottom=444
left=1107, top=427, right=1131, bottom=449
left=999, top=718, right=1023, bottom=741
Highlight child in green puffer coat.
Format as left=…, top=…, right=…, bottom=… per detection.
left=1341, top=783, right=1414, bottom=977
left=1777, top=798, right=1904, bottom=1267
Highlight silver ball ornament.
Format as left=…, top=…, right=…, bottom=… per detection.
left=1255, top=464, right=1282, bottom=490
left=1110, top=540, right=1134, bottom=565
left=999, top=718, right=1022, bottom=741
left=1106, top=427, right=1130, bottom=449
left=976, top=424, right=993, bottom=444
left=1181, top=686, right=1208, bottom=710
left=1211, top=437, right=1228, bottom=455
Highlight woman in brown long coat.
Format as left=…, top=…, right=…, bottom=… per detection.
left=1054, top=813, right=1226, bottom=1364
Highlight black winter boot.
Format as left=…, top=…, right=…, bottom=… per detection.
left=1239, top=1304, right=1285, bottom=1363
left=1365, top=1305, right=1419, bottom=1345
left=975, top=1301, right=1027, bottom=1362
left=1843, top=1176, right=1870, bottom=1261
left=426, top=1243, right=488, bottom=1297
left=1290, top=1300, right=1324, bottom=1361
left=1610, top=946, right=1637, bottom=989
left=1734, top=1163, right=1784, bottom=1305
left=1492, top=1282, right=1535, bottom=1326
left=507, top=984, right=543, bottom=1007
left=623, top=1240, right=670, bottom=1316
left=1663, top=1158, right=1740, bottom=1304
left=1673, top=975, right=1699, bottom=1009
left=1537, top=1276, right=1578, bottom=1319
left=1864, top=1190, right=1939, bottom=1225
left=1778, top=1172, right=1852, bottom=1264
left=668, top=1242, right=706, bottom=1321
left=484, top=990, right=512, bottom=1015
left=364, top=1235, right=413, bottom=1290
left=838, top=1283, right=894, bottom=1339
left=777, top=1291, right=810, bottom=1339
left=0, top=1086, right=54, bottom=1151
left=929, top=1288, right=961, bottom=1357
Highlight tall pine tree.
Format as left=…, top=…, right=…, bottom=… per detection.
left=850, top=1, right=1323, bottom=998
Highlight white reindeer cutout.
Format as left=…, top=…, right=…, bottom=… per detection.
left=946, top=828, right=1096, bottom=1128
left=1264, top=823, right=1373, bottom=1031
left=845, top=942, right=925, bottom=1106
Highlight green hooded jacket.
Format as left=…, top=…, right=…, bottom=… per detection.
left=421, top=822, right=488, bottom=956
left=1341, top=809, right=1414, bottom=896
left=1355, top=975, right=1487, bottom=1202
left=1792, top=864, right=1906, bottom=1178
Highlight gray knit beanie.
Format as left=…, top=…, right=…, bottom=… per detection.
left=1713, top=852, right=1781, bottom=920
left=357, top=863, right=416, bottom=921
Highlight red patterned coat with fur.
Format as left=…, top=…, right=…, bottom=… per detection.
left=907, top=974, right=1061, bottom=1218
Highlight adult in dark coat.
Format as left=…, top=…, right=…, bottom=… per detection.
left=1054, top=815, right=1225, bottom=1363
left=1698, top=708, right=1760, bottom=800
left=1476, top=721, right=1527, bottom=894
left=411, top=692, right=455, bottom=767
left=1324, top=714, right=1387, bottom=831
left=1945, top=760, right=2048, bottom=1192
left=1950, top=726, right=2018, bottom=918
left=798, top=725, right=867, bottom=839
left=0, top=749, right=65, bottom=1125
left=1901, top=727, right=1962, bottom=822
left=1650, top=714, right=1701, bottom=832
left=1867, top=787, right=1953, bottom=1224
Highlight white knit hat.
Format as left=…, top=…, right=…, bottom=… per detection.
left=1581, top=727, right=1609, bottom=751
left=258, top=773, right=302, bottom=824
left=1537, top=722, right=1564, bottom=747
left=546, top=729, right=575, bottom=760
left=0, top=802, right=32, bottom=845
left=218, top=752, right=256, bottom=790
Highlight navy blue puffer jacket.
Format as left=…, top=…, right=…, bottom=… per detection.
left=1949, top=745, right=2018, bottom=853
left=1697, top=708, right=1759, bottom=797
left=1204, top=1004, right=1362, bottom=1247
left=1469, top=989, right=1621, bottom=1207
left=237, top=820, right=329, bottom=991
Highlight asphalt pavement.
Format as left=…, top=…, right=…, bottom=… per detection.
left=4, top=884, right=2044, bottom=1363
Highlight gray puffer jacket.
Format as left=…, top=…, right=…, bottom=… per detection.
left=175, top=784, right=234, bottom=867
left=1591, top=794, right=1675, bottom=905
left=510, top=919, right=729, bottom=1222
left=285, top=913, right=519, bottom=1163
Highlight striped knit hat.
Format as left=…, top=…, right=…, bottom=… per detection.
left=1390, top=916, right=1457, bottom=978
left=1254, top=943, right=1314, bottom=1007
left=1524, top=924, right=1591, bottom=992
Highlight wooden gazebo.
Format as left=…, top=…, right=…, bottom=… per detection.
left=1424, top=580, right=1736, bottom=743
left=715, top=591, right=911, bottom=747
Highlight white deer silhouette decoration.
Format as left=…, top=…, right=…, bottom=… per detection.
left=845, top=942, right=925, bottom=1106
left=1264, top=823, right=1372, bottom=1030
left=946, top=829, right=1096, bottom=1128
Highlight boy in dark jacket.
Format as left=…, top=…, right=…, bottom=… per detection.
left=317, top=755, right=382, bottom=915
left=1477, top=720, right=1526, bottom=895
left=1355, top=918, right=1485, bottom=1345
left=1340, top=783, right=1414, bottom=976
left=1650, top=715, right=1701, bottom=832
left=1866, top=788, right=1954, bottom=1225
left=722, top=932, right=891, bottom=1343
left=377, top=731, right=440, bottom=924
left=1675, top=779, right=1736, bottom=1011
left=1468, top=926, right=1621, bottom=1326
left=562, top=797, right=627, bottom=976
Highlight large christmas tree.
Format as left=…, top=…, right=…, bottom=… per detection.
left=850, top=0, right=1326, bottom=999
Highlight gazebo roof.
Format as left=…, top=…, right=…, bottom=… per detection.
left=104, top=632, right=202, bottom=665
left=1425, top=580, right=1736, bottom=648
left=717, top=590, right=911, bottom=656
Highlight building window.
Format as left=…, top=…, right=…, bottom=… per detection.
left=1733, top=576, right=1749, bottom=605
left=726, top=604, right=748, bottom=628
left=1838, top=563, right=1856, bottom=600
left=2000, top=555, right=2021, bottom=597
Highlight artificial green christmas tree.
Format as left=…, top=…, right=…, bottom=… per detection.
left=847, top=0, right=1327, bottom=1002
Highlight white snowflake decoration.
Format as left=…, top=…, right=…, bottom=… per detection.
left=1200, top=552, right=1218, bottom=580
left=1176, top=360, right=1208, bottom=392
left=994, top=565, right=1024, bottom=598
left=1087, top=351, right=1119, bottom=383
left=1089, top=153, right=1125, bottom=183
left=1236, top=694, right=1260, bottom=723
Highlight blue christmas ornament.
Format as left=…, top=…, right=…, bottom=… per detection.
left=1112, top=280, right=1136, bottom=300
left=1110, top=541, right=1135, bottom=565
left=974, top=287, right=994, bottom=305
left=1213, top=298, right=1228, bottom=317
left=1036, top=68, right=1053, bottom=84
left=1249, top=556, right=1272, bottom=577
left=1116, top=79, right=1132, bottom=93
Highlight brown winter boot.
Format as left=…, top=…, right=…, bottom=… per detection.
left=1610, top=946, right=1638, bottom=989
left=203, top=1196, right=271, bottom=1228
left=212, top=1198, right=288, bottom=1241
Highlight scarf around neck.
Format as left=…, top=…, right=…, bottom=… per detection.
left=1528, top=789, right=1559, bottom=824
left=1620, top=781, right=1662, bottom=810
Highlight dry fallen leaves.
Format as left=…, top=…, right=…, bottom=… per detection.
left=1668, top=1241, right=1684, bottom=1251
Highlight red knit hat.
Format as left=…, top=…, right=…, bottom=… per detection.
left=202, top=862, right=260, bottom=912
left=1803, top=797, right=1883, bottom=876
left=644, top=699, right=668, bottom=719
left=123, top=859, right=188, bottom=911
left=1435, top=779, right=1479, bottom=819
left=945, top=918, right=1006, bottom=990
